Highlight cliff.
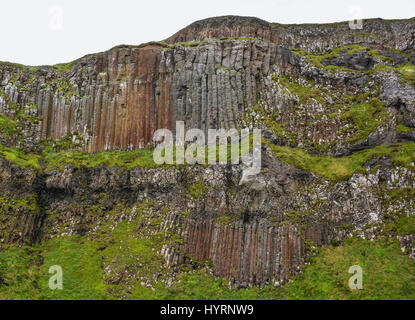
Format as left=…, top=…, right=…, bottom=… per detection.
left=1, top=16, right=414, bottom=153
left=1, top=16, right=415, bottom=298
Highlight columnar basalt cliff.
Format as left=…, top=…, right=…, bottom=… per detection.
left=1, top=16, right=415, bottom=294
left=0, top=38, right=301, bottom=152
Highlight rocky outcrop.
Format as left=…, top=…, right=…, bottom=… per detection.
left=0, top=159, right=43, bottom=245
left=168, top=16, right=415, bottom=52
left=322, top=50, right=375, bottom=71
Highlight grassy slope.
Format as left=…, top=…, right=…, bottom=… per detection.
left=1, top=237, right=415, bottom=300
left=0, top=144, right=41, bottom=171
left=138, top=238, right=415, bottom=300
left=268, top=142, right=415, bottom=182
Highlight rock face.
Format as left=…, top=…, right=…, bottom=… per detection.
left=38, top=153, right=330, bottom=287
left=323, top=51, right=375, bottom=71
left=1, top=16, right=414, bottom=153
left=0, top=39, right=300, bottom=152
left=167, top=16, right=415, bottom=52
left=1, top=16, right=415, bottom=288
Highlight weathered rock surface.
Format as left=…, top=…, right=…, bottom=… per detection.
left=1, top=16, right=415, bottom=288
left=1, top=147, right=415, bottom=286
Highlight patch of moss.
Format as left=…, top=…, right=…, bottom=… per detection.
left=166, top=41, right=201, bottom=50
left=267, top=142, right=415, bottom=182
left=281, top=210, right=307, bottom=225
left=215, top=215, right=234, bottom=226
left=394, top=216, right=415, bottom=236
left=186, top=180, right=207, bottom=199
left=388, top=187, right=415, bottom=202
left=0, top=144, right=41, bottom=171
left=397, top=62, right=415, bottom=86
left=247, top=103, right=295, bottom=145
left=0, top=114, right=18, bottom=136
left=52, top=61, right=77, bottom=75
left=341, top=98, right=388, bottom=143
left=397, top=124, right=412, bottom=133
left=0, top=199, right=180, bottom=300
left=215, top=65, right=232, bottom=72
left=291, top=45, right=413, bottom=82
left=276, top=74, right=326, bottom=105
left=1, top=222, right=415, bottom=300
left=292, top=45, right=382, bottom=71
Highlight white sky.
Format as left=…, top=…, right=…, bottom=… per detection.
left=1, top=0, right=414, bottom=66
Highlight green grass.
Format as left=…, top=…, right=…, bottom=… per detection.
left=0, top=247, right=44, bottom=300
left=291, top=46, right=415, bottom=85
left=388, top=187, right=415, bottom=203
left=276, top=74, right=326, bottom=105
left=0, top=205, right=170, bottom=300
left=291, top=45, right=382, bottom=71
left=2, top=235, right=414, bottom=300
left=268, top=142, right=415, bottom=182
left=166, top=41, right=201, bottom=49
left=134, top=238, right=415, bottom=300
left=42, top=134, right=254, bottom=172
left=186, top=180, right=208, bottom=199
left=0, top=134, right=253, bottom=172
left=0, top=144, right=40, bottom=171
left=398, top=62, right=415, bottom=85
left=0, top=114, right=18, bottom=136
left=0, top=237, right=109, bottom=300
left=2, top=139, right=415, bottom=182
left=52, top=61, right=77, bottom=75
left=2, top=137, right=415, bottom=183
left=0, top=57, right=76, bottom=76
left=395, top=216, right=415, bottom=236
left=267, top=237, right=415, bottom=300
left=397, top=124, right=413, bottom=133
left=38, top=237, right=109, bottom=300
left=342, top=98, right=387, bottom=143
left=43, top=148, right=159, bottom=172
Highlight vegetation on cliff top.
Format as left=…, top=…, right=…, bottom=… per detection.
left=292, top=45, right=415, bottom=87
left=292, top=44, right=383, bottom=70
